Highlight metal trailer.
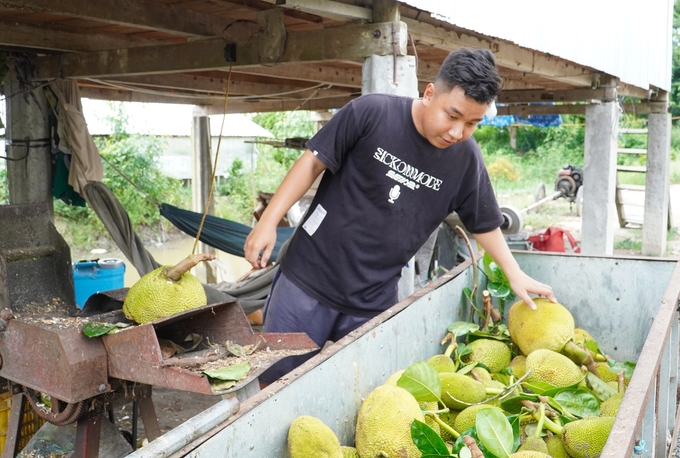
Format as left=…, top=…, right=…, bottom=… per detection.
left=128, top=251, right=680, bottom=458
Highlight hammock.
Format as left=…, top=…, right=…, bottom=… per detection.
left=159, top=203, right=295, bottom=262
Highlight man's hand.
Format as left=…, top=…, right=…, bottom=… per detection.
left=507, top=270, right=557, bottom=310
left=244, top=223, right=277, bottom=269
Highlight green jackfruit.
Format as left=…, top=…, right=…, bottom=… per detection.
left=123, top=254, right=213, bottom=324
left=438, top=410, right=460, bottom=442
left=562, top=416, right=615, bottom=458
left=453, top=404, right=504, bottom=434
left=463, top=338, right=512, bottom=373
left=440, top=372, right=487, bottom=410
left=510, top=355, right=528, bottom=378
left=469, top=366, right=492, bottom=384
left=509, top=452, right=550, bottom=458
left=383, top=370, right=405, bottom=386
left=600, top=393, right=623, bottom=417
left=518, top=436, right=548, bottom=454
left=355, top=385, right=424, bottom=458
left=525, top=349, right=583, bottom=387
left=340, top=446, right=360, bottom=458
left=545, top=434, right=569, bottom=458
left=427, top=354, right=457, bottom=373
left=287, top=416, right=342, bottom=458
left=573, top=328, right=595, bottom=345
left=420, top=401, right=441, bottom=435
left=508, top=298, right=575, bottom=355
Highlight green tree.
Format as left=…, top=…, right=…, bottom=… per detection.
left=671, top=0, right=680, bottom=118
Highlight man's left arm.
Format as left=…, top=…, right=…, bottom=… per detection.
left=473, top=228, right=557, bottom=310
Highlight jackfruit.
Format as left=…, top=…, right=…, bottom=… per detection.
left=383, top=370, right=405, bottom=386
left=599, top=393, right=623, bottom=417
left=469, top=366, right=492, bottom=384
left=341, top=446, right=360, bottom=458
left=573, top=328, right=594, bottom=345
left=438, top=410, right=460, bottom=442
left=453, top=404, right=504, bottom=434
left=287, top=416, right=343, bottom=458
left=508, top=298, right=575, bottom=355
left=562, top=416, right=615, bottom=458
left=420, top=401, right=441, bottom=435
left=525, top=349, right=583, bottom=387
left=427, top=354, right=457, bottom=373
left=463, top=339, right=512, bottom=373
left=509, top=452, right=550, bottom=458
left=518, top=436, right=548, bottom=454
left=440, top=372, right=487, bottom=410
left=355, top=385, right=424, bottom=458
left=596, top=363, right=630, bottom=386
left=123, top=254, right=213, bottom=324
left=510, top=355, right=528, bottom=378
left=545, top=434, right=569, bottom=458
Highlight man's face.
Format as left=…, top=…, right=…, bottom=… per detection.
left=417, top=83, right=489, bottom=149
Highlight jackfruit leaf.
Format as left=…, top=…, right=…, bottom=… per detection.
left=183, top=333, right=202, bottom=351
left=586, top=372, right=617, bottom=402
left=584, top=339, right=603, bottom=357
left=397, top=361, right=441, bottom=402
left=468, top=331, right=511, bottom=343
left=553, top=388, right=600, bottom=418
left=82, top=321, right=119, bottom=337
left=227, top=342, right=247, bottom=357
left=410, top=419, right=452, bottom=456
left=487, top=282, right=511, bottom=299
left=507, top=414, right=521, bottom=451
left=203, top=360, right=250, bottom=381
left=452, top=426, right=496, bottom=458
left=500, top=393, right=539, bottom=414
left=462, top=288, right=484, bottom=320
left=522, top=377, right=582, bottom=397
left=476, top=409, right=514, bottom=458
left=608, top=360, right=636, bottom=378
left=208, top=379, right=236, bottom=392
left=448, top=321, right=479, bottom=338
left=482, top=253, right=505, bottom=284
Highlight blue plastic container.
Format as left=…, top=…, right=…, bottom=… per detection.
left=73, top=258, right=126, bottom=308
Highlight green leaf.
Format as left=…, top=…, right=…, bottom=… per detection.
left=487, top=282, right=511, bottom=299
left=482, top=253, right=503, bottom=283
left=583, top=339, right=603, bottom=357
left=203, top=360, right=250, bottom=381
left=476, top=409, right=514, bottom=458
left=608, top=360, right=636, bottom=378
left=208, top=379, right=236, bottom=392
left=507, top=414, right=521, bottom=452
left=411, top=419, right=451, bottom=455
left=82, top=321, right=118, bottom=337
left=586, top=372, right=617, bottom=402
left=447, top=321, right=479, bottom=338
left=397, top=362, right=441, bottom=402
left=554, top=388, right=601, bottom=418
left=500, top=393, right=539, bottom=414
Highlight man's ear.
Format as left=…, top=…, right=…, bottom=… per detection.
left=422, top=82, right=436, bottom=105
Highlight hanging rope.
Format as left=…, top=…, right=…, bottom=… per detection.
left=192, top=64, right=233, bottom=256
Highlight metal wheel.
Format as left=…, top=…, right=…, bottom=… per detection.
left=535, top=183, right=546, bottom=202
left=23, top=386, right=86, bottom=426
left=499, top=205, right=523, bottom=235
left=575, top=186, right=584, bottom=217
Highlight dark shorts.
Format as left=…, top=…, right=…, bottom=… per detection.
left=258, top=270, right=373, bottom=385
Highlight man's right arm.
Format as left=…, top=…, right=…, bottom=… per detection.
left=244, top=149, right=327, bottom=268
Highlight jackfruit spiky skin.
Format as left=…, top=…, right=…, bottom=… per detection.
left=438, top=410, right=460, bottom=442
left=573, top=328, right=595, bottom=345
left=420, top=402, right=441, bottom=435
left=355, top=385, right=424, bottom=458
left=596, top=362, right=631, bottom=386
left=599, top=393, right=623, bottom=417
left=545, top=434, right=570, bottom=458
left=340, top=446, right=360, bottom=458
left=383, top=370, right=405, bottom=386
left=453, top=404, right=504, bottom=434
left=123, top=265, right=207, bottom=324
left=508, top=298, right=575, bottom=355
left=287, top=416, right=343, bottom=458
left=525, top=349, right=583, bottom=387
left=469, top=367, right=492, bottom=384
left=440, top=372, right=487, bottom=410
left=562, top=416, right=615, bottom=458
left=427, top=354, right=457, bottom=373
left=463, top=339, right=512, bottom=373
left=518, top=436, right=549, bottom=454
left=510, top=355, right=528, bottom=378
left=509, top=452, right=550, bottom=458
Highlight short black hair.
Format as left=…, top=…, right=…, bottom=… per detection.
left=434, top=48, right=502, bottom=104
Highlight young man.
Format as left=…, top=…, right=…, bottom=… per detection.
left=244, top=48, right=556, bottom=385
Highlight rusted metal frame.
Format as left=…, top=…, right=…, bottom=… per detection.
left=138, top=396, right=161, bottom=442
left=1, top=392, right=26, bottom=458
left=601, top=261, right=680, bottom=457
left=74, top=414, right=103, bottom=458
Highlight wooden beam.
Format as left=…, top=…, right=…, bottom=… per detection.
left=404, top=18, right=598, bottom=88
left=35, top=21, right=407, bottom=80
left=617, top=82, right=654, bottom=100
left=372, top=0, right=400, bottom=22
left=263, top=0, right=372, bottom=21
left=496, top=104, right=587, bottom=116
left=498, top=88, right=617, bottom=104
left=0, top=0, right=228, bottom=37
left=0, top=20, right=166, bottom=52
left=234, top=64, right=363, bottom=88
left=207, top=94, right=358, bottom=114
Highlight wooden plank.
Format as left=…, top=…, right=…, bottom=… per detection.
left=404, top=17, right=598, bottom=88
left=35, top=21, right=406, bottom=80
left=617, top=166, right=647, bottom=173
left=498, top=88, right=616, bottom=104
left=234, top=64, right=363, bottom=88
left=496, top=104, right=587, bottom=115
left=0, top=20, right=166, bottom=52
left=620, top=128, right=648, bottom=135
left=0, top=0, right=227, bottom=37
left=267, top=0, right=372, bottom=21
left=617, top=148, right=647, bottom=155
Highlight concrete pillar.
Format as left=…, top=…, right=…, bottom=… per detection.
left=5, top=76, right=52, bottom=211
left=642, top=110, right=671, bottom=256
left=191, top=107, right=216, bottom=284
left=581, top=102, right=619, bottom=255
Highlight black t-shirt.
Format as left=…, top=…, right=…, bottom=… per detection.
left=280, top=93, right=503, bottom=317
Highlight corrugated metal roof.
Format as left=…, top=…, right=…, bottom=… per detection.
left=81, top=99, right=274, bottom=138
left=402, top=0, right=673, bottom=91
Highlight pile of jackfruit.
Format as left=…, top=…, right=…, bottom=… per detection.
left=287, top=298, right=633, bottom=458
